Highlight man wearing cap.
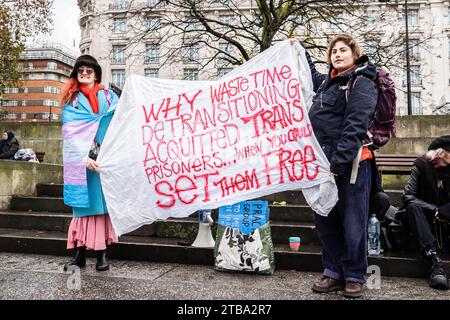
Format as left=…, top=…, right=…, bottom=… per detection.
left=402, top=135, right=450, bottom=290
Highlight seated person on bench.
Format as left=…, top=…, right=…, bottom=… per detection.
left=401, top=135, right=450, bottom=290
left=0, top=131, right=19, bottom=159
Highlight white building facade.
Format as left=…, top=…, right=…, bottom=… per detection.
left=78, top=0, right=450, bottom=115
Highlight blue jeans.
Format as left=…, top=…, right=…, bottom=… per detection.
left=314, top=160, right=371, bottom=283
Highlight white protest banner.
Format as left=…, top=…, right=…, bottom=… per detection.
left=97, top=40, right=338, bottom=236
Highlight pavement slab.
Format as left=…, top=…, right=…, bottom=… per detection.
left=1, top=252, right=450, bottom=300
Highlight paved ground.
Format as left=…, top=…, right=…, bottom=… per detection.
left=0, top=252, right=449, bottom=301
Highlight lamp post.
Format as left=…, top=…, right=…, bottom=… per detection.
left=404, top=0, right=412, bottom=115
left=379, top=0, right=412, bottom=115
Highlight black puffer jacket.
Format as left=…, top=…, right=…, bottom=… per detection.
left=0, top=137, right=19, bottom=159
left=402, top=157, right=450, bottom=212
left=305, top=49, right=378, bottom=175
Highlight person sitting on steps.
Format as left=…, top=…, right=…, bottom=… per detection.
left=402, top=135, right=450, bottom=290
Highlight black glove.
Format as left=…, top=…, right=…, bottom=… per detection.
left=437, top=203, right=450, bottom=220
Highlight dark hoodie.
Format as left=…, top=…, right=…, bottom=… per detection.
left=304, top=50, right=378, bottom=175
left=0, top=131, right=20, bottom=159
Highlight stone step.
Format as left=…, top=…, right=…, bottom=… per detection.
left=36, top=183, right=63, bottom=198
left=29, top=185, right=405, bottom=209
left=0, top=227, right=442, bottom=279
left=10, top=196, right=72, bottom=213
left=9, top=196, right=317, bottom=222
left=0, top=211, right=320, bottom=245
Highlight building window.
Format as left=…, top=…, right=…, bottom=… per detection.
left=24, top=87, right=28, bottom=94
left=407, top=10, right=419, bottom=26
left=113, top=0, right=128, bottom=9
left=22, top=100, right=27, bottom=106
left=328, top=11, right=344, bottom=28
left=183, top=68, right=199, bottom=80
left=410, top=65, right=421, bottom=86
left=411, top=92, right=422, bottom=115
left=408, top=39, right=420, bottom=60
left=112, top=45, right=126, bottom=64
left=145, top=44, right=160, bottom=63
left=218, top=15, right=234, bottom=28
left=219, top=42, right=232, bottom=59
left=185, top=18, right=200, bottom=31
left=403, top=92, right=422, bottom=115
left=366, top=10, right=379, bottom=26
left=145, top=68, right=159, bottom=78
left=218, top=68, right=233, bottom=78
left=3, top=100, right=18, bottom=107
left=148, top=16, right=161, bottom=31
left=43, top=99, right=59, bottom=107
left=113, top=18, right=127, bottom=33
left=112, top=69, right=126, bottom=88
left=47, top=62, right=57, bottom=70
left=45, top=74, right=60, bottom=81
left=364, top=40, right=377, bottom=58
left=21, top=113, right=27, bottom=119
left=403, top=66, right=422, bottom=86
left=4, top=87, right=19, bottom=94
left=448, top=38, right=450, bottom=58
left=82, top=22, right=90, bottom=38
left=183, top=44, right=200, bottom=62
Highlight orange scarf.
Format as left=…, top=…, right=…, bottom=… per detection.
left=79, top=83, right=104, bottom=114
left=330, top=65, right=356, bottom=79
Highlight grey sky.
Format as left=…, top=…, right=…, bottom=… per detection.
left=29, top=0, right=81, bottom=53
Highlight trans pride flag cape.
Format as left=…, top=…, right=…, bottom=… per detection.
left=62, top=91, right=116, bottom=208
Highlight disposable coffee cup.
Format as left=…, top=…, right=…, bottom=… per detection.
left=289, top=237, right=301, bottom=252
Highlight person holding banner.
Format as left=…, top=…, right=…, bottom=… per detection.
left=298, top=34, right=378, bottom=298
left=60, top=55, right=119, bottom=272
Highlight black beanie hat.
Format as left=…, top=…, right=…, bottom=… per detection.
left=70, top=54, right=102, bottom=83
left=6, top=131, right=14, bottom=140
left=428, top=135, right=450, bottom=152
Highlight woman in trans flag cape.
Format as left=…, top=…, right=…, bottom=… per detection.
left=61, top=54, right=119, bottom=272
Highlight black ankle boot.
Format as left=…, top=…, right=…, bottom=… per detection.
left=424, top=248, right=449, bottom=290
left=96, top=250, right=110, bottom=271
left=64, top=247, right=86, bottom=271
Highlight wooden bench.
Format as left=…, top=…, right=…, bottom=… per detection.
left=35, top=152, right=45, bottom=163
left=375, top=153, right=418, bottom=175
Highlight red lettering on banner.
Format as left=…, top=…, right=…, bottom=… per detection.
left=262, top=146, right=319, bottom=186
left=141, top=63, right=323, bottom=210
left=175, top=175, right=199, bottom=204
left=214, top=168, right=261, bottom=198
left=155, top=181, right=175, bottom=208
left=195, top=171, right=219, bottom=202
left=241, top=99, right=303, bottom=138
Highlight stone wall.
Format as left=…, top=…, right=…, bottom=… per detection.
left=380, top=115, right=450, bottom=155
left=1, top=115, right=449, bottom=164
left=0, top=160, right=63, bottom=210
left=0, top=122, right=62, bottom=164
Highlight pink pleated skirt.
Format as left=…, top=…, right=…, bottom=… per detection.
left=67, top=214, right=118, bottom=251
